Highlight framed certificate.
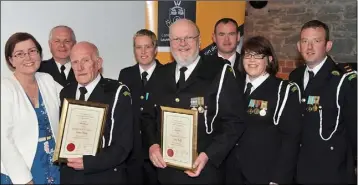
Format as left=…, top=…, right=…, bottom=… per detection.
left=160, top=106, right=198, bottom=171
left=53, top=98, right=108, bottom=163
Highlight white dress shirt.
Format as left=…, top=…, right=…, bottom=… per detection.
left=175, top=56, right=201, bottom=83
left=303, top=56, right=327, bottom=89
left=54, top=60, right=71, bottom=78
left=218, top=52, right=237, bottom=67
left=139, top=61, right=157, bottom=81
left=76, top=74, right=101, bottom=101
left=244, top=73, right=270, bottom=95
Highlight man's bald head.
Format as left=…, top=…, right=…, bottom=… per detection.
left=169, top=19, right=200, bottom=37
left=71, top=41, right=100, bottom=57
left=70, top=41, right=103, bottom=86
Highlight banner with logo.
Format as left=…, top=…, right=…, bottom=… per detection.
left=145, top=1, right=246, bottom=64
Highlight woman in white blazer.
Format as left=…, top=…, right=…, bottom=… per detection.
left=1, top=32, right=63, bottom=184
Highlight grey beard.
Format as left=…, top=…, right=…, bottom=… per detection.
left=172, top=50, right=199, bottom=67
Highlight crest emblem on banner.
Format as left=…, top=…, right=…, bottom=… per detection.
left=166, top=1, right=185, bottom=27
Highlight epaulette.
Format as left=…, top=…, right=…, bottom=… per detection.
left=336, top=63, right=354, bottom=74
left=101, top=78, right=121, bottom=93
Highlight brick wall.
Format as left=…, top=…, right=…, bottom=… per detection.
left=244, top=0, right=357, bottom=79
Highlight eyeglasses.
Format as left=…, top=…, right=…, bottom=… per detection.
left=12, top=49, right=39, bottom=59
left=243, top=53, right=266, bottom=59
left=170, top=35, right=199, bottom=44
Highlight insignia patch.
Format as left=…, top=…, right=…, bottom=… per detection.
left=228, top=67, right=233, bottom=73
left=291, top=86, right=298, bottom=92
left=123, top=91, right=131, bottom=96
left=348, top=73, right=357, bottom=81
left=331, top=70, right=340, bottom=76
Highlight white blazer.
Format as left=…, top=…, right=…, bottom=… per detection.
left=1, top=72, right=63, bottom=184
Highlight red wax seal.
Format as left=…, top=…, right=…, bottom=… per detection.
left=67, top=143, right=75, bottom=152
left=167, top=149, right=174, bottom=157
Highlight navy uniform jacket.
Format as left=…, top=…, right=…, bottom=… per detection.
left=118, top=60, right=163, bottom=161
left=228, top=75, right=301, bottom=184
left=38, top=58, right=76, bottom=87
left=289, top=56, right=357, bottom=184
left=59, top=77, right=133, bottom=184
left=142, top=55, right=246, bottom=184
left=206, top=51, right=243, bottom=79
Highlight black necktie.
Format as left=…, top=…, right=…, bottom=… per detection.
left=60, top=65, right=66, bottom=80
left=142, top=71, right=148, bottom=87
left=225, top=60, right=231, bottom=65
left=177, top=67, right=188, bottom=89
left=308, top=70, right=314, bottom=82
left=79, top=87, right=87, bottom=101
left=244, top=83, right=253, bottom=98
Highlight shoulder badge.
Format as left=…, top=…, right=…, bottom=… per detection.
left=123, top=91, right=131, bottom=97
left=348, top=73, right=357, bottom=81
left=331, top=70, right=340, bottom=76
left=336, top=63, right=354, bottom=74
left=291, top=86, right=298, bottom=92
left=228, top=67, right=234, bottom=73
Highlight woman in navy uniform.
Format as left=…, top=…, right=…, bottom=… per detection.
left=289, top=20, right=357, bottom=184
left=226, top=36, right=302, bottom=185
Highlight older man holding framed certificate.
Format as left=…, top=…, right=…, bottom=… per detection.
left=55, top=41, right=133, bottom=184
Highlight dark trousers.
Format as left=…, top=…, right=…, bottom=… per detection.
left=225, top=148, right=247, bottom=184
left=143, top=159, right=159, bottom=184
left=126, top=159, right=144, bottom=184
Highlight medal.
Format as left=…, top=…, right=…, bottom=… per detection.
left=308, top=106, right=313, bottom=112
left=314, top=96, right=320, bottom=105
left=198, top=106, right=204, bottom=113
left=259, top=109, right=266, bottom=116
left=254, top=108, right=259, bottom=114
left=198, top=97, right=205, bottom=113
left=260, top=101, right=268, bottom=116
left=190, top=97, right=199, bottom=110
left=313, top=104, right=318, bottom=112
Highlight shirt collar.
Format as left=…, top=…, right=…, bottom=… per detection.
left=139, top=61, right=157, bottom=80
left=55, top=60, right=71, bottom=71
left=175, top=55, right=201, bottom=81
left=305, top=56, right=327, bottom=75
left=245, top=73, right=270, bottom=92
left=77, top=74, right=101, bottom=97
left=218, top=52, right=236, bottom=66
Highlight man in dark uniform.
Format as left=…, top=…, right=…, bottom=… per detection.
left=212, top=18, right=242, bottom=78
left=289, top=20, right=357, bottom=184
left=38, top=25, right=76, bottom=87
left=142, top=18, right=246, bottom=184
left=60, top=41, right=133, bottom=184
left=118, top=29, right=162, bottom=184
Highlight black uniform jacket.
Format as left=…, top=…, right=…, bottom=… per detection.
left=231, top=75, right=302, bottom=184
left=59, top=77, right=133, bottom=184
left=208, top=51, right=243, bottom=79
left=141, top=55, right=246, bottom=184
left=118, top=60, right=163, bottom=160
left=289, top=56, right=357, bottom=184
left=38, top=58, right=76, bottom=87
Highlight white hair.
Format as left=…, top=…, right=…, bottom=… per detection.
left=49, top=25, right=76, bottom=42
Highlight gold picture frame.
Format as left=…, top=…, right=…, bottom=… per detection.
left=53, top=98, right=108, bottom=163
left=160, top=106, right=198, bottom=171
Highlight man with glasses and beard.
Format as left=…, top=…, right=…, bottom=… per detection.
left=141, top=18, right=246, bottom=184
